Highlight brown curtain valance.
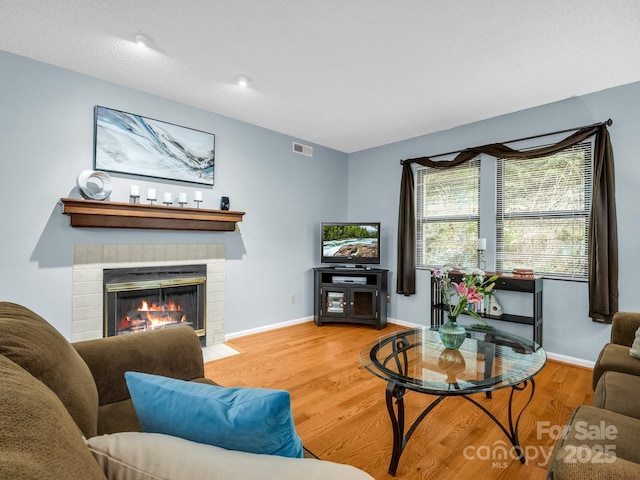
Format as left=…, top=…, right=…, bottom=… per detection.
left=396, top=121, right=618, bottom=323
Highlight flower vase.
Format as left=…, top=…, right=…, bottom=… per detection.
left=439, top=316, right=466, bottom=350
left=438, top=348, right=467, bottom=383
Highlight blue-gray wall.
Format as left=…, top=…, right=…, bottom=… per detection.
left=0, top=50, right=347, bottom=338
left=348, top=84, right=640, bottom=362
left=3, top=49, right=639, bottom=362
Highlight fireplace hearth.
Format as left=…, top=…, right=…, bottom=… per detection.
left=103, top=265, right=206, bottom=345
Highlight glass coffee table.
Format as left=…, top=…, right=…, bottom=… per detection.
left=361, top=326, right=546, bottom=476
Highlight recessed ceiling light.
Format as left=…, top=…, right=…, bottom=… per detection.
left=236, top=75, right=249, bottom=88
left=135, top=34, right=149, bottom=48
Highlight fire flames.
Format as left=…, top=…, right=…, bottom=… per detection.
left=138, top=300, right=186, bottom=323
left=117, top=299, right=187, bottom=333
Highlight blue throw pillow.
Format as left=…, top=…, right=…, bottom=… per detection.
left=124, top=372, right=303, bottom=458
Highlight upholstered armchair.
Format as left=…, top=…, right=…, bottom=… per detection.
left=592, top=311, right=640, bottom=389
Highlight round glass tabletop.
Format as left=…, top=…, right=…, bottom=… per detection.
left=361, top=326, right=546, bottom=395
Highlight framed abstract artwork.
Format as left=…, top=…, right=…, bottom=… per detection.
left=94, top=106, right=215, bottom=185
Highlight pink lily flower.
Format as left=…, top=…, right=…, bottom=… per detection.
left=453, top=282, right=483, bottom=303
left=466, top=286, right=483, bottom=303
left=452, top=282, right=468, bottom=297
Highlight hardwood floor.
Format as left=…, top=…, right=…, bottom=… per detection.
left=204, top=322, right=594, bottom=480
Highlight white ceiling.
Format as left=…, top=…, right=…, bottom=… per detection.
left=1, top=1, right=640, bottom=153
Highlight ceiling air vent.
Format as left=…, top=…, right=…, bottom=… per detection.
left=292, top=142, right=313, bottom=157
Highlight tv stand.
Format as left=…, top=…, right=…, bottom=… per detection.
left=313, top=267, right=388, bottom=329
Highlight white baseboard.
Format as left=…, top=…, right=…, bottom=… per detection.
left=545, top=352, right=594, bottom=369
left=226, top=316, right=595, bottom=369
left=388, top=317, right=423, bottom=328
left=226, top=316, right=416, bottom=340
left=225, top=316, right=313, bottom=340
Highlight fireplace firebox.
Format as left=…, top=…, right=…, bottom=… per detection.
left=103, top=265, right=206, bottom=345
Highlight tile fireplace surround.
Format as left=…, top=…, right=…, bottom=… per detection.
left=71, top=244, right=225, bottom=348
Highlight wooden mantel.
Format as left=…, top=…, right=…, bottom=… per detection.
left=59, top=198, right=245, bottom=232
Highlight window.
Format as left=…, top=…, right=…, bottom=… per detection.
left=496, top=141, right=593, bottom=279
left=416, top=158, right=480, bottom=268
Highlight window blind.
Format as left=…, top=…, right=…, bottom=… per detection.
left=416, top=157, right=481, bottom=268
left=496, top=141, right=593, bottom=279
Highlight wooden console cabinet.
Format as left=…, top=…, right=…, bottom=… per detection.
left=314, top=267, right=388, bottom=330
left=430, top=271, right=543, bottom=346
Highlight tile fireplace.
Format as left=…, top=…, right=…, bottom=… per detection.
left=71, top=244, right=225, bottom=347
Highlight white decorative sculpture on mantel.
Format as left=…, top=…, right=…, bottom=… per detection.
left=488, top=295, right=502, bottom=317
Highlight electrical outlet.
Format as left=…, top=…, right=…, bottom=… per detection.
left=387, top=295, right=391, bottom=303
left=290, top=294, right=296, bottom=304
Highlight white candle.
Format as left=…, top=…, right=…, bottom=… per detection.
left=147, top=188, right=157, bottom=201
left=129, top=185, right=140, bottom=197
left=178, top=192, right=188, bottom=204
left=163, top=192, right=173, bottom=203
left=477, top=238, right=487, bottom=250
left=193, top=191, right=203, bottom=202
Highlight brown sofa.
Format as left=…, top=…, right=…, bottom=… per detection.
left=0, top=302, right=373, bottom=479
left=592, top=312, right=640, bottom=390
left=547, top=312, right=640, bottom=479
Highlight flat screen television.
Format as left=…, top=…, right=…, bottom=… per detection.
left=321, top=222, right=381, bottom=265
